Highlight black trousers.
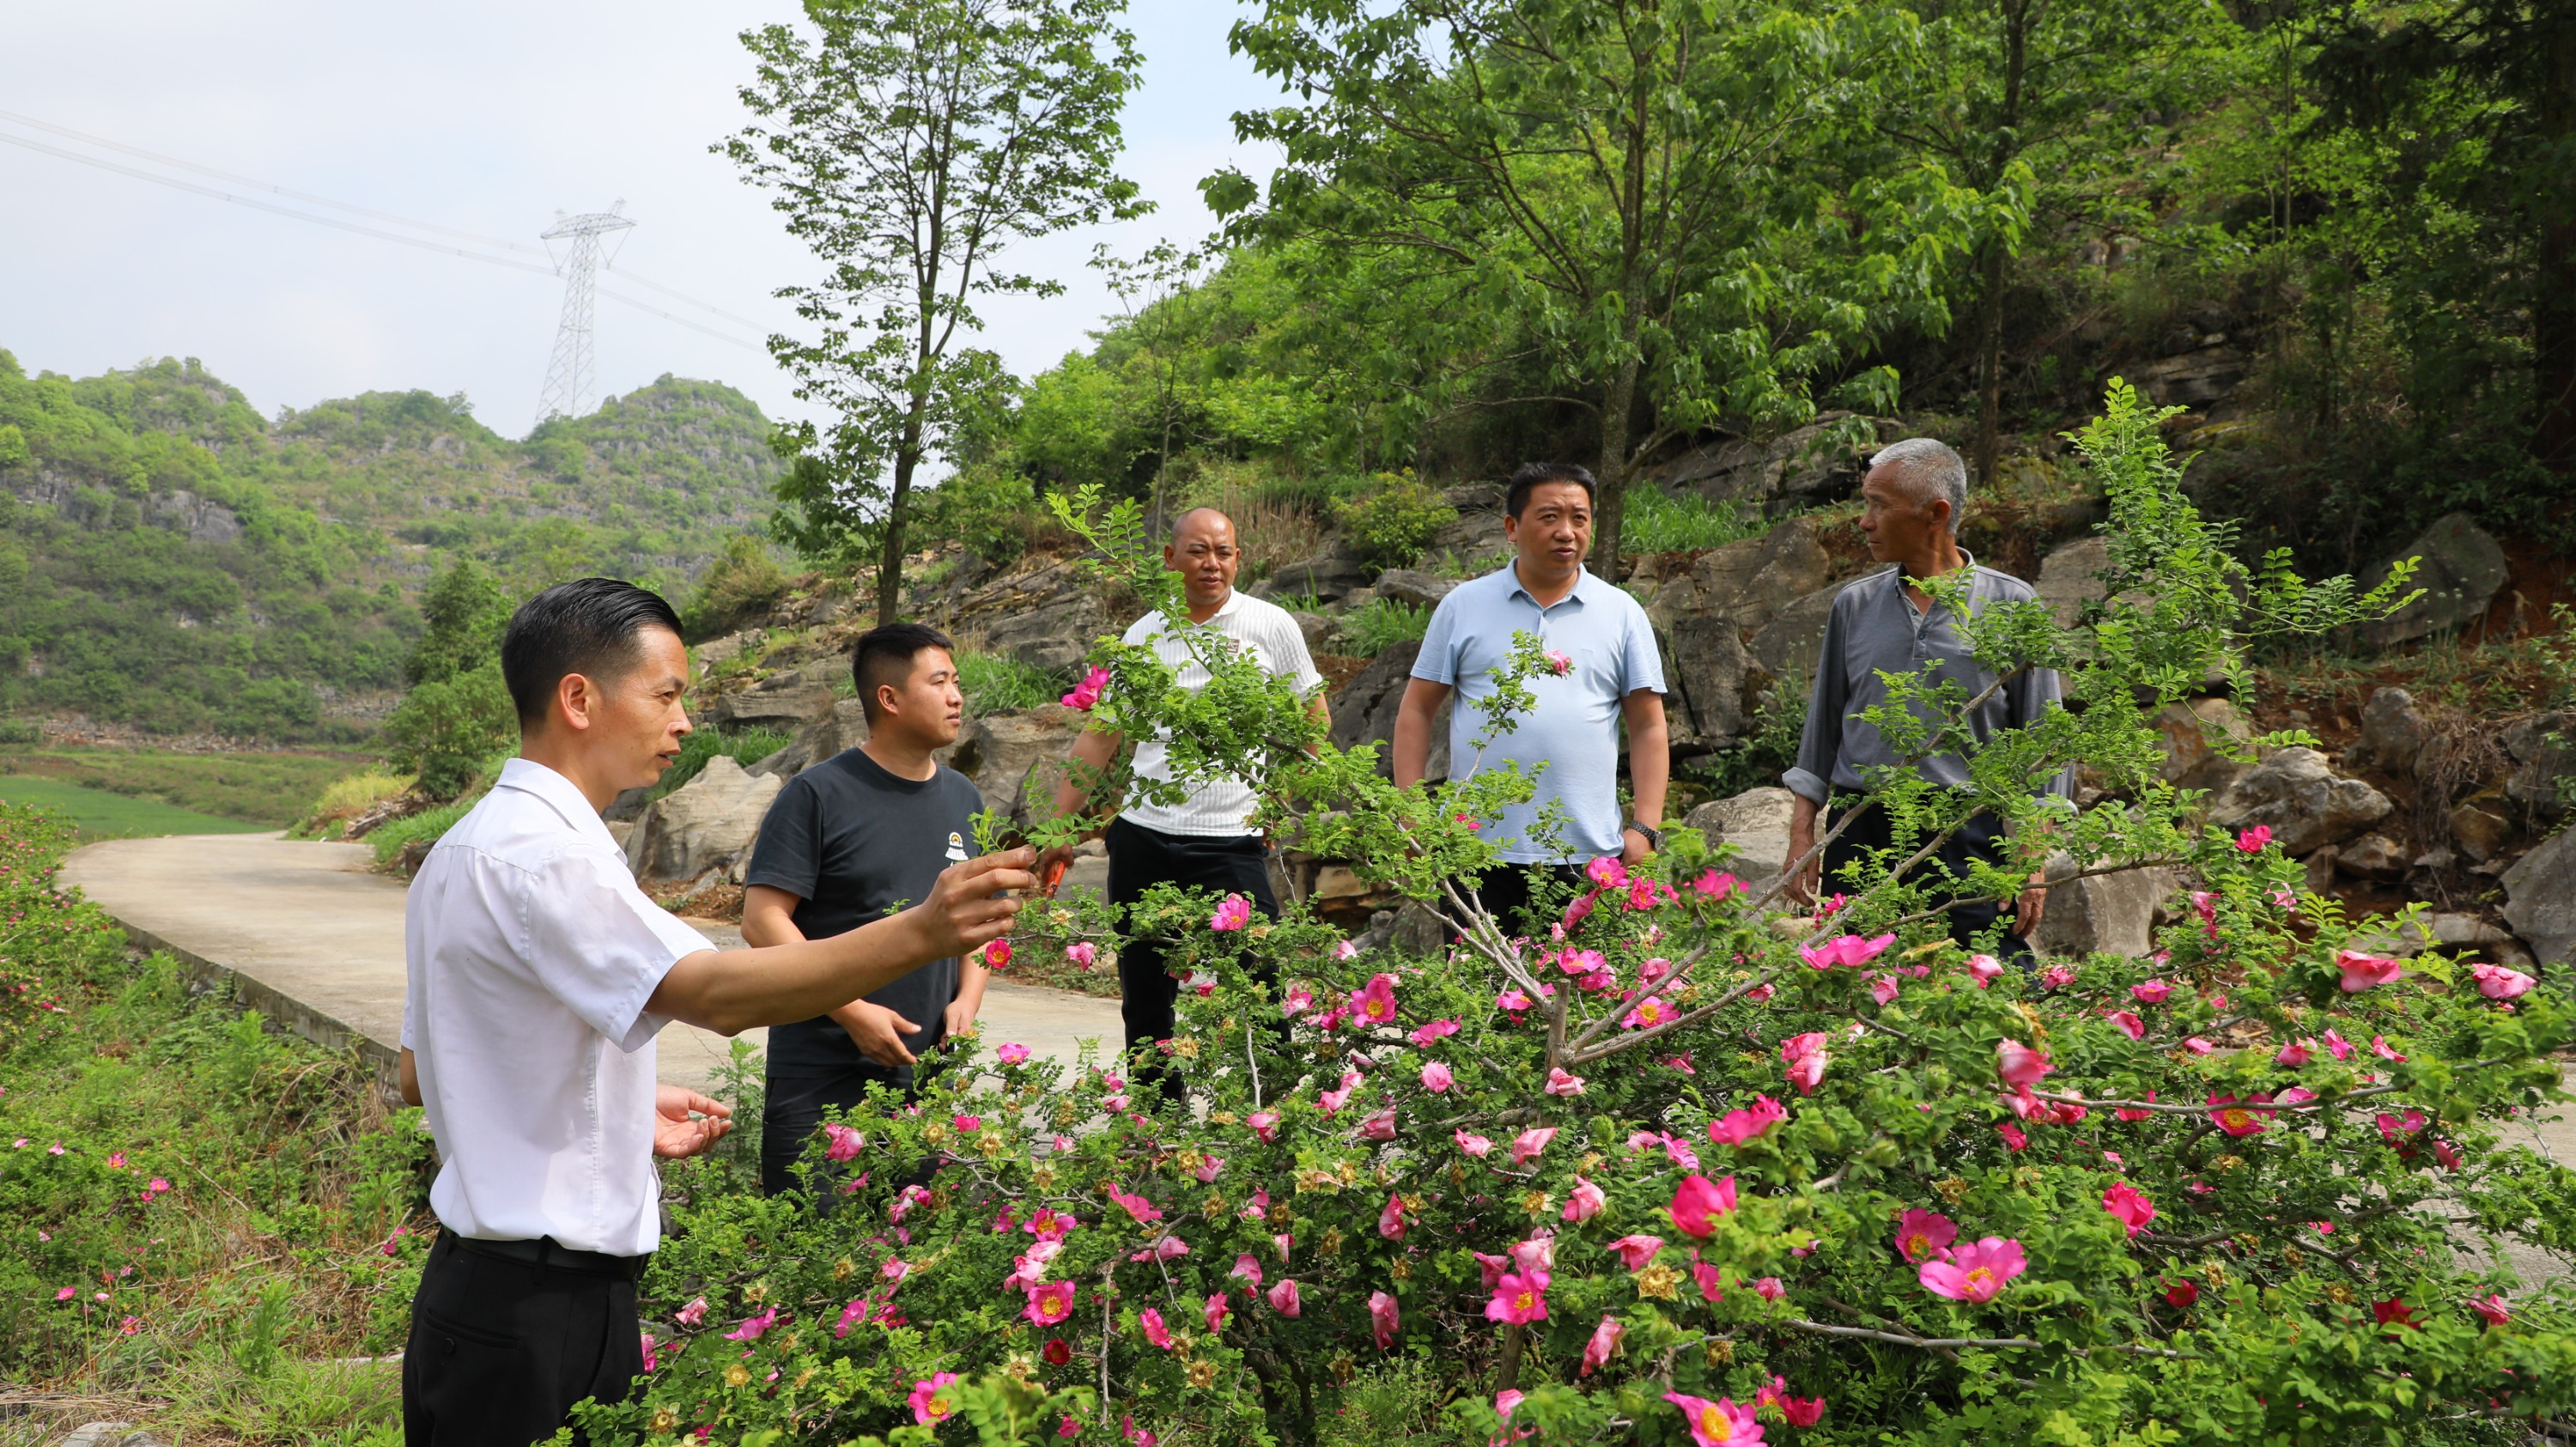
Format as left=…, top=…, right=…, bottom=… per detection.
left=762, top=1060, right=917, bottom=1199
left=403, top=1232, right=645, bottom=1447
left=1107, top=817, right=1278, bottom=1084
left=1455, top=862, right=1587, bottom=939
left=1822, top=799, right=2032, bottom=958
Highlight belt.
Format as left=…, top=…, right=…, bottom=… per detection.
left=449, top=1233, right=649, bottom=1281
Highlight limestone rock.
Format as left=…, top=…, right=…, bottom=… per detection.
left=624, top=755, right=784, bottom=885
left=2151, top=696, right=2254, bottom=797
left=755, top=699, right=870, bottom=780
left=1681, top=786, right=1795, bottom=885
left=2350, top=687, right=2430, bottom=775
left=939, top=707, right=1086, bottom=825
left=706, top=670, right=836, bottom=733
left=2449, top=797, right=2514, bottom=863
left=2032, top=856, right=2174, bottom=958
left=1289, top=610, right=1342, bottom=656
left=2336, top=832, right=2409, bottom=882
left=2033, top=538, right=2111, bottom=628
left=2500, top=827, right=2576, bottom=965
left=1639, top=415, right=1885, bottom=514
left=1328, top=641, right=1448, bottom=781
left=1372, top=569, right=1457, bottom=609
left=1266, top=555, right=1375, bottom=605
left=1748, top=580, right=1857, bottom=683
left=1660, top=615, right=1773, bottom=750
left=1643, top=515, right=1833, bottom=635
left=2501, top=712, right=2572, bottom=818
left=694, top=629, right=765, bottom=673
left=2210, top=746, right=2392, bottom=856
left=2356, top=513, right=2509, bottom=648
left=2133, top=342, right=2249, bottom=409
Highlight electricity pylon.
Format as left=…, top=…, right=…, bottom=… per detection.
left=533, top=205, right=634, bottom=427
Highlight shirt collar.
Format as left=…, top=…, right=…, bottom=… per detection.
left=494, top=757, right=618, bottom=847
left=1177, top=588, right=1244, bottom=625
left=1501, top=559, right=1596, bottom=609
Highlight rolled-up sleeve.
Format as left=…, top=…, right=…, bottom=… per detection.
left=523, top=846, right=714, bottom=1053
left=1783, top=599, right=1850, bottom=805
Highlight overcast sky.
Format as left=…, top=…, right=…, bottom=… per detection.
left=0, top=0, right=1281, bottom=441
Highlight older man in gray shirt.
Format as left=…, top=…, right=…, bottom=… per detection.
left=1783, top=438, right=2066, bottom=950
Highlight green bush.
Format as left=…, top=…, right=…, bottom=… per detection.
left=679, top=533, right=789, bottom=641
left=367, top=794, right=477, bottom=867
left=956, top=650, right=1065, bottom=714
left=380, top=663, right=515, bottom=799
left=921, top=465, right=1048, bottom=566
left=1620, top=483, right=1771, bottom=554
left=1333, top=470, right=1455, bottom=568
left=1343, top=597, right=1431, bottom=654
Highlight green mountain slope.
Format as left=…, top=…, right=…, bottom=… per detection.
left=0, top=348, right=783, bottom=741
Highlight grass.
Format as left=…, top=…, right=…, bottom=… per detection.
left=0, top=802, right=429, bottom=1443
left=957, top=649, right=1067, bottom=714
left=1619, top=483, right=1771, bottom=554
left=312, top=769, right=411, bottom=814
left=0, top=775, right=272, bottom=840
left=0, top=745, right=365, bottom=829
left=367, top=795, right=477, bottom=868
left=646, top=726, right=794, bottom=804
left=1345, top=597, right=1433, bottom=654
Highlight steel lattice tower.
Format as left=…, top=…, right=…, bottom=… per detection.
left=534, top=207, right=635, bottom=427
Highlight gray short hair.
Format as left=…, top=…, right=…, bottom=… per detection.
left=1869, top=437, right=1968, bottom=528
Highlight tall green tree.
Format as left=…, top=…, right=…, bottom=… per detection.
left=1874, top=0, right=2233, bottom=483
left=723, top=0, right=1151, bottom=623
left=1211, top=0, right=1989, bottom=571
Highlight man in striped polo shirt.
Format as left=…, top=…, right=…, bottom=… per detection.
left=1038, top=508, right=1324, bottom=1083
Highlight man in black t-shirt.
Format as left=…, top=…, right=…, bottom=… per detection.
left=740, top=623, right=988, bottom=1197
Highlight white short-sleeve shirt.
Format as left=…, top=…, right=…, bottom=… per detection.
left=401, top=757, right=712, bottom=1255
left=1117, top=589, right=1323, bottom=838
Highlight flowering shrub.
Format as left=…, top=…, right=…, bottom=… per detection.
left=593, top=387, right=2576, bottom=1446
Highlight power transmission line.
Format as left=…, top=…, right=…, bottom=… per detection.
left=0, top=111, right=772, bottom=348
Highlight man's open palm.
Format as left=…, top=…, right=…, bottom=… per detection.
left=652, top=1085, right=733, bottom=1159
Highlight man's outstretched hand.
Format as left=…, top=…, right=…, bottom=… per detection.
left=913, top=848, right=1038, bottom=958
left=653, top=1084, right=733, bottom=1159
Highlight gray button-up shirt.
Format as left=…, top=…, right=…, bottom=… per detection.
left=1782, top=554, right=2070, bottom=806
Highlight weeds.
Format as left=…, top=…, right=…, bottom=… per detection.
left=1343, top=598, right=1432, bottom=654
left=1619, top=483, right=1769, bottom=555
left=957, top=651, right=1068, bottom=714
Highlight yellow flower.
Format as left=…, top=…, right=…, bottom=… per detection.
left=1389, top=1258, right=1412, bottom=1281
left=726, top=1363, right=752, bottom=1388
left=1188, top=1359, right=1218, bottom=1388
left=1320, top=1228, right=1346, bottom=1255
left=1934, top=1176, right=1969, bottom=1204
left=651, top=1407, right=679, bottom=1432
left=834, top=1257, right=855, bottom=1281
left=1705, top=1339, right=1735, bottom=1366
left=1208, top=1110, right=1239, bottom=1126
left=1635, top=1264, right=1680, bottom=1300
left=1521, top=1190, right=1552, bottom=1216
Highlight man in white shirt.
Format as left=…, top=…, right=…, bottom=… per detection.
left=398, top=577, right=1033, bottom=1446
left=1036, top=508, right=1323, bottom=1086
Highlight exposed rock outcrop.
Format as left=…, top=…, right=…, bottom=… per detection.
left=1329, top=641, right=1448, bottom=781
left=2151, top=696, right=2255, bottom=798
left=1681, top=786, right=1794, bottom=885
left=2500, top=827, right=2576, bottom=965
left=1660, top=615, right=1772, bottom=751
left=705, top=670, right=835, bottom=733
left=2349, top=687, right=2430, bottom=775
left=624, top=755, right=783, bottom=885
left=1638, top=515, right=1834, bottom=635
left=2356, top=513, right=2508, bottom=648
left=2033, top=857, right=2174, bottom=959
left=939, top=707, right=1088, bottom=826
left=2211, top=747, right=2392, bottom=856
left=1637, top=415, right=1890, bottom=514
left=2033, top=538, right=2111, bottom=627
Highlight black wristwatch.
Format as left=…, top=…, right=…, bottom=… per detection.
left=1623, top=819, right=1662, bottom=849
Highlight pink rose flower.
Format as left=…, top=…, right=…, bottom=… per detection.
left=1563, top=1176, right=1606, bottom=1223
left=1410, top=1018, right=1459, bottom=1047
left=996, top=1042, right=1031, bottom=1065
left=823, top=1123, right=866, bottom=1161
left=1693, top=869, right=1742, bottom=898
left=1510, top=1127, right=1558, bottom=1164
left=1965, top=953, right=2004, bottom=987
left=2102, top=1183, right=2156, bottom=1237
left=1358, top=1107, right=1398, bottom=1141
left=1607, top=1234, right=1664, bottom=1270
left=2470, top=963, right=2536, bottom=1000
left=1580, top=1313, right=1625, bottom=1376
left=1544, top=1067, right=1586, bottom=1097
left=1266, top=1278, right=1302, bottom=1316
left=1210, top=894, right=1255, bottom=932
left=1249, top=1110, right=1280, bottom=1142
left=1485, top=1271, right=1549, bottom=1323
left=1895, top=1208, right=1958, bottom=1262
left=1799, top=932, right=1896, bottom=970
left=2237, top=824, right=2272, bottom=852
left=1917, top=1236, right=2028, bottom=1303
left=1996, top=1122, right=2028, bottom=1151
left=1368, top=1289, right=1400, bottom=1348
left=725, top=1306, right=778, bottom=1341
left=908, top=1371, right=961, bottom=1426
left=2275, top=1039, right=2313, bottom=1067
left=1455, top=1128, right=1493, bottom=1157
left=1663, top=1392, right=1762, bottom=1447
left=2470, top=1292, right=2511, bottom=1326
left=1707, top=1094, right=1789, bottom=1146
left=1139, top=1307, right=1175, bottom=1350
left=2131, top=978, right=2172, bottom=1004
left=2335, top=948, right=2403, bottom=993
left=1622, top=996, right=1674, bottom=1029
left=1668, top=1173, right=1738, bottom=1237
left=1060, top=666, right=1110, bottom=710
left=1352, top=972, right=1399, bottom=1024
left=1420, top=1061, right=1455, bottom=1092
left=1997, top=1039, right=2052, bottom=1088
left=1025, top=1280, right=1077, bottom=1326
left=2103, top=1009, right=2146, bottom=1041
left=2208, top=1092, right=2273, bottom=1137
left=674, top=1297, right=708, bottom=1327
left=1584, top=855, right=1627, bottom=889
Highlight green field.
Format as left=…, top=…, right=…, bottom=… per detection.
left=0, top=774, right=272, bottom=839
left=0, top=745, right=365, bottom=828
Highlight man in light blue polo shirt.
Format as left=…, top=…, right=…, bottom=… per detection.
left=1394, top=462, right=1669, bottom=935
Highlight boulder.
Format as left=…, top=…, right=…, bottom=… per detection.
left=1329, top=641, right=1448, bottom=781
left=2033, top=538, right=2111, bottom=628
left=2150, top=696, right=2254, bottom=797
left=2356, top=513, right=2509, bottom=648
left=1265, top=555, right=1375, bottom=605
left=694, top=629, right=765, bottom=672
left=1640, top=416, right=1884, bottom=514
left=2500, top=826, right=2576, bottom=965
left=2210, top=746, right=2392, bottom=856
left=2133, top=342, right=2250, bottom=410
left=2032, top=857, right=2175, bottom=958
left=1643, top=514, right=1833, bottom=635
left=623, top=755, right=784, bottom=885
left=939, top=706, right=1087, bottom=825
left=1659, top=615, right=1773, bottom=750
left=1288, top=610, right=1342, bottom=656
left=2335, top=831, right=2409, bottom=882
left=1748, top=581, right=1856, bottom=682
left=2450, top=795, right=2514, bottom=864
left=1372, top=569, right=1457, bottom=609
left=2350, top=687, right=2430, bottom=775
left=1681, top=786, right=1794, bottom=885
left=2501, top=711, right=2571, bottom=819
left=705, top=670, right=836, bottom=733
left=753, top=699, right=871, bottom=780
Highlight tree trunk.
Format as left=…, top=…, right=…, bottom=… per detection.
left=1972, top=240, right=2010, bottom=486
left=1589, top=347, right=1641, bottom=580
left=878, top=391, right=929, bottom=625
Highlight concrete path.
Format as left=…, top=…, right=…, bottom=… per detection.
left=58, top=833, right=1124, bottom=1096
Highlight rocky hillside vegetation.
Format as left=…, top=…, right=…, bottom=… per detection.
left=0, top=346, right=782, bottom=742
